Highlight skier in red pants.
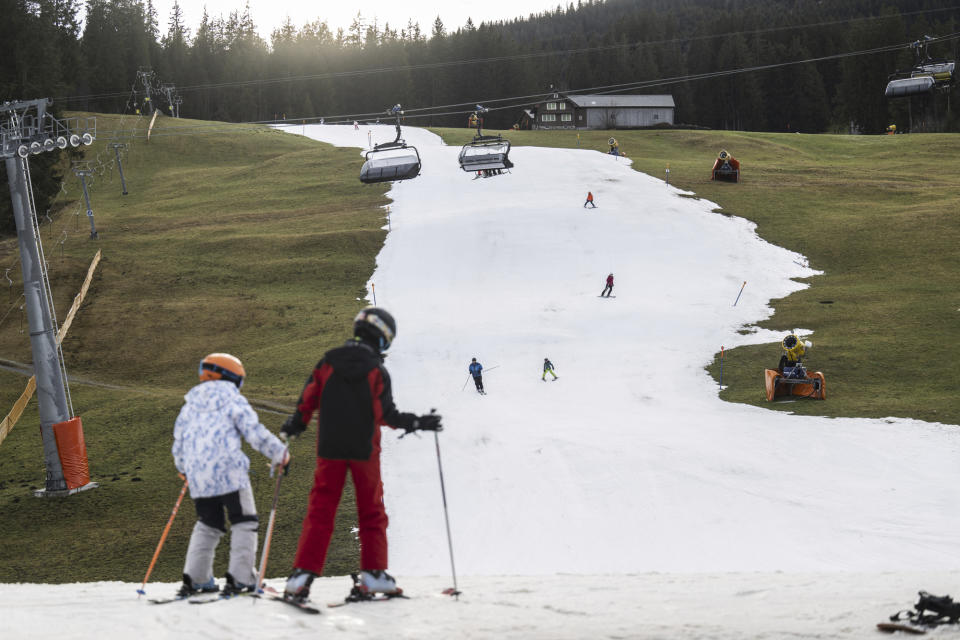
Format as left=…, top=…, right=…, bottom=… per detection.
left=280, top=307, right=443, bottom=605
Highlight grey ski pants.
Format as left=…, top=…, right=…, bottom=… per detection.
left=183, top=484, right=259, bottom=586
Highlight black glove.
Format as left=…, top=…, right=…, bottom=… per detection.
left=404, top=410, right=443, bottom=434
left=281, top=413, right=306, bottom=439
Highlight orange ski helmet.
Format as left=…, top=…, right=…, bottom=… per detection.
left=198, top=353, right=246, bottom=388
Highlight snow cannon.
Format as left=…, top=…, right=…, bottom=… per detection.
left=764, top=334, right=825, bottom=401
left=711, top=149, right=740, bottom=183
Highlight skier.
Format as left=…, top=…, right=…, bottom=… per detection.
left=608, top=137, right=619, bottom=156
left=601, top=273, right=614, bottom=297
left=584, top=191, right=596, bottom=208
left=172, top=353, right=290, bottom=598
left=469, top=357, right=485, bottom=394
left=280, top=307, right=443, bottom=604
left=353, top=120, right=359, bottom=130
left=777, top=333, right=812, bottom=378
left=542, top=358, right=557, bottom=381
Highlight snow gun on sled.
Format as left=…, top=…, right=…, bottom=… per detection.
left=711, top=149, right=740, bottom=183
left=764, top=333, right=825, bottom=401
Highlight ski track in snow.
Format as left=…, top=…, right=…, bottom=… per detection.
left=5, top=123, right=959, bottom=639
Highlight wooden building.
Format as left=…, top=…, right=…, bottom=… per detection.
left=531, top=92, right=675, bottom=130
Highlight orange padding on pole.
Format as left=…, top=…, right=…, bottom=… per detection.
left=53, top=417, right=91, bottom=490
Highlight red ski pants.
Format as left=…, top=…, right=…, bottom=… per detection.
left=293, top=456, right=389, bottom=575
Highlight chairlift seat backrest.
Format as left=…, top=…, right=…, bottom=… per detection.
left=458, top=140, right=513, bottom=172
left=360, top=147, right=421, bottom=184
left=885, top=75, right=936, bottom=97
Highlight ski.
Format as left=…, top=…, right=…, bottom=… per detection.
left=268, top=594, right=321, bottom=614
left=328, top=592, right=408, bottom=608
left=188, top=591, right=258, bottom=605
left=877, top=621, right=927, bottom=635
left=147, top=596, right=189, bottom=605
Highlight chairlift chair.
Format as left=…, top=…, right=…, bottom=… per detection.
left=359, top=104, right=421, bottom=184
left=884, top=37, right=955, bottom=98
left=458, top=105, right=514, bottom=174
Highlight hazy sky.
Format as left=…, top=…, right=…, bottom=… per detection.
left=148, top=0, right=563, bottom=41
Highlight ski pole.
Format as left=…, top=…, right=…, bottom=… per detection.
left=461, top=374, right=471, bottom=391
left=434, top=431, right=460, bottom=598
left=733, top=281, right=746, bottom=306
left=137, top=476, right=189, bottom=597
left=256, top=447, right=289, bottom=595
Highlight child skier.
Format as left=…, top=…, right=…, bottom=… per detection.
left=469, top=357, right=485, bottom=394
left=584, top=191, right=596, bottom=208
left=601, top=273, right=614, bottom=297
left=280, top=307, right=443, bottom=604
left=172, top=353, right=290, bottom=598
left=542, top=358, right=557, bottom=381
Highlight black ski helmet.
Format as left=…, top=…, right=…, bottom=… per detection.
left=354, top=307, right=397, bottom=352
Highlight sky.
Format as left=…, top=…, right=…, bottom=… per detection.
left=149, top=0, right=564, bottom=40
left=6, top=122, right=960, bottom=637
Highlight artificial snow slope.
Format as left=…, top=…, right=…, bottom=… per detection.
left=5, top=124, right=960, bottom=639
left=297, top=124, right=960, bottom=576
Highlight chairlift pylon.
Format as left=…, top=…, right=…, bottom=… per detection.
left=885, top=36, right=956, bottom=98
left=459, top=105, right=514, bottom=175
left=359, top=104, right=422, bottom=184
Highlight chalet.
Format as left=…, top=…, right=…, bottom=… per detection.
left=531, top=93, right=675, bottom=130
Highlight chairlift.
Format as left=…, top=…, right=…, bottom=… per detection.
left=458, top=105, right=514, bottom=175
left=884, top=36, right=956, bottom=98
left=359, top=104, right=421, bottom=184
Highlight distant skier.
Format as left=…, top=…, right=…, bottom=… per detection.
left=608, top=137, right=619, bottom=156
left=469, top=357, right=485, bottom=394
left=279, top=307, right=442, bottom=605
left=601, top=273, right=614, bottom=297
left=353, top=120, right=359, bottom=130
left=542, top=358, right=557, bottom=381
left=584, top=191, right=596, bottom=208
left=172, top=353, right=290, bottom=598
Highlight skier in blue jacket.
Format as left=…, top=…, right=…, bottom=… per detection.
left=469, top=357, right=485, bottom=394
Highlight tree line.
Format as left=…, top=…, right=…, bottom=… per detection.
left=1, top=0, right=958, bottom=230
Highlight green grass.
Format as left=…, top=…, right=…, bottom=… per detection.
left=0, top=115, right=390, bottom=583
left=434, top=127, right=960, bottom=423
left=0, top=118, right=958, bottom=584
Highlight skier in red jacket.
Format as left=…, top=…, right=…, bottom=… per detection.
left=601, top=273, right=614, bottom=297
left=280, top=307, right=442, bottom=605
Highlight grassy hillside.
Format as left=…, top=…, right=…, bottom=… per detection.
left=1, top=118, right=958, bottom=584
left=0, top=115, right=391, bottom=583
left=433, top=127, right=960, bottom=424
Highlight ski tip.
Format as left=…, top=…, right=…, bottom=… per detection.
left=442, top=587, right=462, bottom=597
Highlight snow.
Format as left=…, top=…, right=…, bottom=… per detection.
left=6, top=123, right=960, bottom=638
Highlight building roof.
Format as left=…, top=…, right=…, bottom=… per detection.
left=565, top=94, right=675, bottom=109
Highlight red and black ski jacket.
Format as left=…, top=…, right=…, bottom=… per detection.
left=284, top=339, right=416, bottom=460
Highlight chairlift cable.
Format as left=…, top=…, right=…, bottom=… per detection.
left=53, top=5, right=960, bottom=104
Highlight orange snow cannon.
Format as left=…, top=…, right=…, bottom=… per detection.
left=711, top=149, right=740, bottom=182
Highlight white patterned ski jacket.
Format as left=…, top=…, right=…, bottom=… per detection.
left=172, top=380, right=287, bottom=499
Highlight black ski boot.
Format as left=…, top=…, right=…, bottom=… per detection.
left=283, top=568, right=316, bottom=604
left=176, top=573, right=219, bottom=598
left=222, top=572, right=256, bottom=597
